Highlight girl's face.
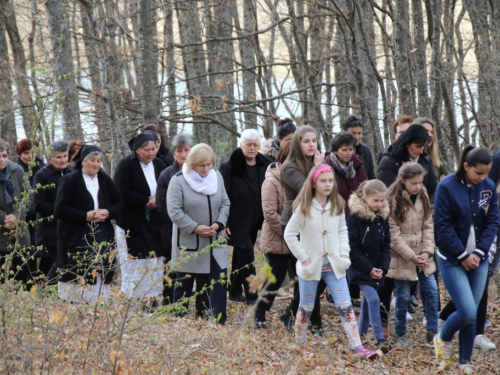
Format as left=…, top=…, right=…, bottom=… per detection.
left=313, top=171, right=334, bottom=199
left=300, top=132, right=318, bottom=157
left=464, top=162, right=492, bottom=185
left=20, top=150, right=34, bottom=165
left=363, top=191, right=387, bottom=211
left=335, top=144, right=354, bottom=165
left=401, top=175, right=424, bottom=195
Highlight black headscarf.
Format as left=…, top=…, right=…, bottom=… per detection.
left=127, top=132, right=156, bottom=152
left=73, top=145, right=102, bottom=170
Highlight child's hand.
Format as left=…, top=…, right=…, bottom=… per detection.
left=411, top=255, right=426, bottom=266
left=301, top=259, right=311, bottom=267
left=369, top=268, right=383, bottom=279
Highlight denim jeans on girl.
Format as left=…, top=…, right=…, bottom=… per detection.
left=296, top=263, right=362, bottom=349
left=439, top=257, right=488, bottom=364
left=394, top=271, right=439, bottom=337
left=358, top=284, right=384, bottom=341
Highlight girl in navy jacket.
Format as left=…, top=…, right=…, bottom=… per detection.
left=347, top=180, right=391, bottom=353
left=433, top=145, right=499, bottom=372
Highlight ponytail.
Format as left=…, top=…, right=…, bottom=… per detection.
left=455, top=145, right=492, bottom=181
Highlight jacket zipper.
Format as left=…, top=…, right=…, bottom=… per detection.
left=362, top=227, right=370, bottom=244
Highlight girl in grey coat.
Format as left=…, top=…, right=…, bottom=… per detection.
left=167, top=143, right=230, bottom=324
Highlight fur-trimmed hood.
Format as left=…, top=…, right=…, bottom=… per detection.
left=348, top=191, right=389, bottom=221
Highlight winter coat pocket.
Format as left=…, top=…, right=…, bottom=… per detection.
left=296, top=259, right=317, bottom=279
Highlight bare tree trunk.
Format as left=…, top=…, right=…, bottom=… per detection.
left=411, top=0, right=430, bottom=117
left=237, top=0, right=258, bottom=129
left=0, top=16, right=16, bottom=154
left=0, top=0, right=36, bottom=139
left=137, top=0, right=159, bottom=124
left=45, top=0, right=83, bottom=140
left=162, top=0, right=178, bottom=140
left=393, top=0, right=415, bottom=115
left=464, top=0, right=500, bottom=147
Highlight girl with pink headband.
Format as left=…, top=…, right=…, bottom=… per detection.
left=284, top=164, right=378, bottom=358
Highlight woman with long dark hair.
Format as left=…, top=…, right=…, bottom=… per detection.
left=433, top=145, right=499, bottom=372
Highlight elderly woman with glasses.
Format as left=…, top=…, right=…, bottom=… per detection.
left=54, top=145, right=123, bottom=303
left=220, top=129, right=271, bottom=304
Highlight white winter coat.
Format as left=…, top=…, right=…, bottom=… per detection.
left=284, top=198, right=351, bottom=281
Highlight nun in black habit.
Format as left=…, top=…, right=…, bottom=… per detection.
left=113, top=132, right=167, bottom=300
left=54, top=145, right=124, bottom=303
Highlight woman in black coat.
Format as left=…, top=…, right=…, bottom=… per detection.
left=34, top=140, right=74, bottom=282
left=220, top=129, right=271, bottom=304
left=142, top=124, right=174, bottom=168
left=54, top=145, right=123, bottom=304
left=377, top=125, right=437, bottom=197
left=114, top=132, right=166, bottom=304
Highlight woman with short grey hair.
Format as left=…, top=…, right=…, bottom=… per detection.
left=34, top=140, right=75, bottom=282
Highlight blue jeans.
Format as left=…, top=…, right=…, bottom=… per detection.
left=440, top=257, right=488, bottom=364
left=394, top=272, right=439, bottom=337
left=297, top=264, right=362, bottom=349
left=358, top=284, right=384, bottom=341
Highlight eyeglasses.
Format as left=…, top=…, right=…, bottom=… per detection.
left=243, top=142, right=260, bottom=149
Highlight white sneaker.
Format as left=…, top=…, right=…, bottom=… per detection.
left=473, top=334, right=496, bottom=350
left=458, top=363, right=474, bottom=374
left=406, top=312, right=413, bottom=321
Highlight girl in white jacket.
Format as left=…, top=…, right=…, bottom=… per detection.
left=284, top=164, right=377, bottom=359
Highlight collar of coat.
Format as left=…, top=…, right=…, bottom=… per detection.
left=229, top=147, right=270, bottom=177
left=348, top=191, right=390, bottom=221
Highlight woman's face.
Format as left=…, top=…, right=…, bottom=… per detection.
left=407, top=143, right=425, bottom=159
left=20, top=150, right=34, bottom=165
left=335, top=144, right=354, bottom=165
left=464, top=162, right=492, bottom=185
left=423, top=123, right=434, bottom=145
left=136, top=142, right=157, bottom=164
left=173, top=145, right=191, bottom=167
left=192, top=161, right=213, bottom=177
left=280, top=133, right=294, bottom=150
left=0, top=151, right=8, bottom=171
left=49, top=151, right=69, bottom=171
left=241, top=140, right=260, bottom=161
left=82, top=154, right=102, bottom=178
left=155, top=133, right=162, bottom=151
left=300, top=132, right=318, bottom=157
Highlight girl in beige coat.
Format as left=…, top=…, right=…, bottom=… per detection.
left=387, top=162, right=439, bottom=348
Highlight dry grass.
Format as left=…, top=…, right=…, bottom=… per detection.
left=0, top=249, right=499, bottom=374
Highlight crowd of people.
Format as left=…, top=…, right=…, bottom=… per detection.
left=0, top=115, right=498, bottom=373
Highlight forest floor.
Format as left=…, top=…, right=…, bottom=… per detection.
left=1, top=247, right=500, bottom=374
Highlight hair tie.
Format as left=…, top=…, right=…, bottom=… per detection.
left=312, top=165, right=333, bottom=185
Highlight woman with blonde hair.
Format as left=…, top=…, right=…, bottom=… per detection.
left=167, top=143, right=230, bottom=323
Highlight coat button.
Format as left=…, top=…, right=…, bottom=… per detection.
left=323, top=253, right=328, bottom=257
left=323, top=230, right=327, bottom=235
